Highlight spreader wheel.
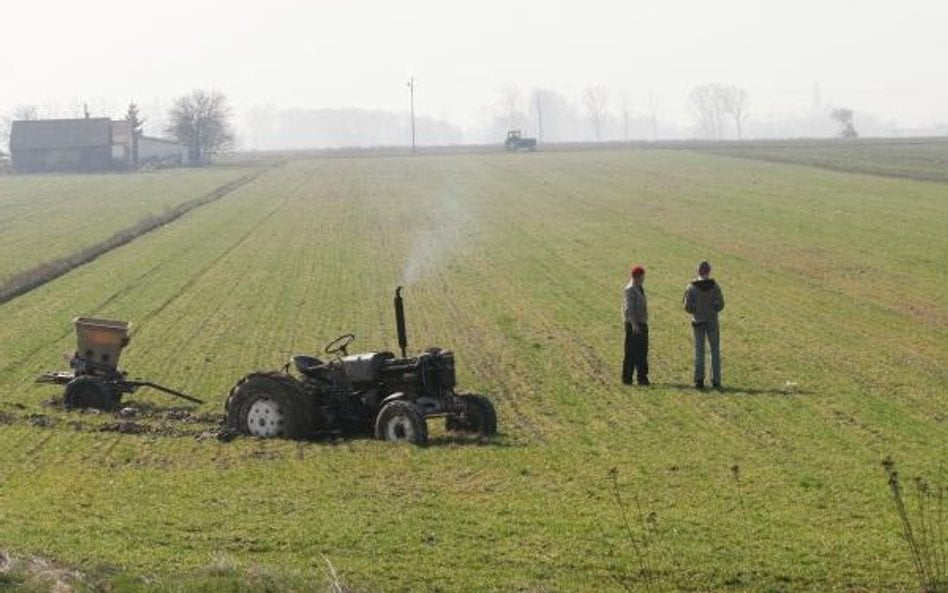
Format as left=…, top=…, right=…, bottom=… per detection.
left=374, top=400, right=428, bottom=444
left=64, top=377, right=118, bottom=411
left=446, top=393, right=497, bottom=436
left=226, top=374, right=307, bottom=439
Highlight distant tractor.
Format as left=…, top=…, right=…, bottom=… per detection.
left=224, top=288, right=498, bottom=444
left=504, top=130, right=537, bottom=152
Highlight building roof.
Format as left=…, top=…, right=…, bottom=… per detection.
left=10, top=118, right=112, bottom=150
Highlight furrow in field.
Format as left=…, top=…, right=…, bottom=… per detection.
left=695, top=139, right=948, bottom=184
left=0, top=150, right=943, bottom=593
left=0, top=168, right=268, bottom=306
left=0, top=167, right=290, bottom=407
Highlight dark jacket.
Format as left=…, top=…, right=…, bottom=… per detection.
left=683, top=278, right=724, bottom=324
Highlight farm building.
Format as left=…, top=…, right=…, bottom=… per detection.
left=10, top=118, right=115, bottom=173
left=9, top=118, right=188, bottom=173
left=138, top=136, right=188, bottom=167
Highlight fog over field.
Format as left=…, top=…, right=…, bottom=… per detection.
left=2, top=0, right=947, bottom=147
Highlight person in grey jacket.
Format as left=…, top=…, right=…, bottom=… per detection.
left=622, top=265, right=649, bottom=385
left=683, top=260, right=725, bottom=389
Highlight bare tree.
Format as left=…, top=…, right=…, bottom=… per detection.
left=645, top=91, right=659, bottom=141
left=498, top=85, right=528, bottom=132
left=143, top=98, right=170, bottom=137
left=13, top=105, right=39, bottom=121
left=719, top=85, right=750, bottom=140
left=2, top=105, right=41, bottom=154
left=690, top=84, right=749, bottom=139
left=583, top=85, right=609, bottom=141
left=831, top=108, right=858, bottom=138
left=527, top=89, right=579, bottom=142
left=167, top=90, right=234, bottom=165
left=0, top=120, right=8, bottom=155
left=617, top=89, right=633, bottom=141
left=244, top=104, right=278, bottom=151
left=689, top=84, right=726, bottom=139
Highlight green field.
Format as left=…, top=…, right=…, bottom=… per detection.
left=0, top=166, right=260, bottom=291
left=698, top=136, right=948, bottom=182
left=0, top=147, right=945, bottom=592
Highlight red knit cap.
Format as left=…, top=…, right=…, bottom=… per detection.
left=631, top=265, right=645, bottom=277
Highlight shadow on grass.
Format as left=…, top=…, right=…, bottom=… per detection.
left=309, top=432, right=519, bottom=449
left=644, top=382, right=814, bottom=396
left=424, top=434, right=520, bottom=448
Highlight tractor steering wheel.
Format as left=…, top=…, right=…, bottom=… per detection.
left=325, top=333, right=356, bottom=356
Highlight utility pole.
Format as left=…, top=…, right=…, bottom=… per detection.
left=407, top=76, right=416, bottom=153
left=535, top=92, right=543, bottom=145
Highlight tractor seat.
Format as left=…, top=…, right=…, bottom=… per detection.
left=293, top=355, right=325, bottom=376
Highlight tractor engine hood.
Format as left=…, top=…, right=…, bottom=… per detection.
left=340, top=352, right=390, bottom=383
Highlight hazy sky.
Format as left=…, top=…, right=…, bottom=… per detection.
left=3, top=0, right=946, bottom=130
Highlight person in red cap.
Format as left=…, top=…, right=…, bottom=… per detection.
left=622, top=265, right=649, bottom=385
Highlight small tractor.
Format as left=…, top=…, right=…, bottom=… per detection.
left=504, top=130, right=537, bottom=152
left=36, top=317, right=203, bottom=409
left=224, top=288, right=497, bottom=444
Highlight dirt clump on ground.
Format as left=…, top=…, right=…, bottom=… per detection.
left=8, top=401, right=225, bottom=440
left=98, top=421, right=151, bottom=435
left=27, top=414, right=55, bottom=428
left=0, top=549, right=88, bottom=593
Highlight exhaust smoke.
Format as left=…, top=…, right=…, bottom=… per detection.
left=399, top=191, right=471, bottom=286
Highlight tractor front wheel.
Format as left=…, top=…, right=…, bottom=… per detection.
left=374, top=400, right=428, bottom=444
left=226, top=374, right=307, bottom=439
left=445, top=393, right=497, bottom=436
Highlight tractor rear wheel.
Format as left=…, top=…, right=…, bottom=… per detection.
left=445, top=393, right=497, bottom=436
left=374, top=400, right=428, bottom=444
left=64, top=377, right=118, bottom=411
left=226, top=374, right=307, bottom=439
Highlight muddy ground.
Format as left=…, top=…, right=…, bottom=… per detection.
left=0, top=398, right=226, bottom=440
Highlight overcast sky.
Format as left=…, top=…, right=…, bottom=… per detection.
left=3, top=0, right=946, bottom=131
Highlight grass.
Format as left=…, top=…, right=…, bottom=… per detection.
left=0, top=147, right=945, bottom=591
left=0, top=166, right=261, bottom=286
left=695, top=136, right=948, bottom=182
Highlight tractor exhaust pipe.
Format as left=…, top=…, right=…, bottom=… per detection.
left=394, top=286, right=408, bottom=358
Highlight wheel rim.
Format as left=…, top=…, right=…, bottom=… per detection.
left=384, top=415, right=416, bottom=441
left=245, top=397, right=286, bottom=437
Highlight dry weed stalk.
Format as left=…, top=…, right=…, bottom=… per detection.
left=882, top=457, right=947, bottom=593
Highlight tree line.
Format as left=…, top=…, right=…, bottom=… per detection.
left=0, top=90, right=234, bottom=166
left=2, top=83, right=872, bottom=159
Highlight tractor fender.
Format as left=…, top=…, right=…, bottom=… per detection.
left=224, top=371, right=304, bottom=414
left=380, top=391, right=408, bottom=406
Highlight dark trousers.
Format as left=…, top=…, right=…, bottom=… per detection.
left=622, top=323, right=649, bottom=384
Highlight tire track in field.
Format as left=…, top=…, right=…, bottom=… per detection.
left=694, top=144, right=948, bottom=185
left=0, top=167, right=273, bottom=308
left=423, top=233, right=549, bottom=442
left=0, top=431, right=54, bottom=486
left=465, top=171, right=643, bottom=435
left=0, top=170, right=285, bottom=384
left=127, top=187, right=293, bottom=333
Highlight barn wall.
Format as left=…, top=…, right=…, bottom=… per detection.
left=13, top=146, right=113, bottom=173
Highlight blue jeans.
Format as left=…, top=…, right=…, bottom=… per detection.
left=692, top=321, right=721, bottom=385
